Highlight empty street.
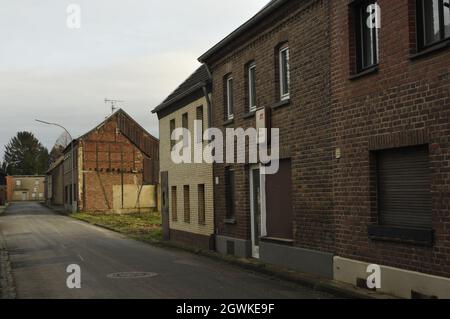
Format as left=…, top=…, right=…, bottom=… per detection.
left=0, top=203, right=336, bottom=299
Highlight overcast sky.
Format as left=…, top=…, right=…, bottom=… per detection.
left=0, top=0, right=268, bottom=159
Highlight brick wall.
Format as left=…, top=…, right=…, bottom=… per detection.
left=78, top=114, right=156, bottom=213
left=207, top=0, right=334, bottom=252
left=330, top=0, right=450, bottom=278
left=6, top=176, right=45, bottom=202
left=0, top=185, right=6, bottom=206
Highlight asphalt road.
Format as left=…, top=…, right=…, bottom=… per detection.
left=0, top=202, right=337, bottom=299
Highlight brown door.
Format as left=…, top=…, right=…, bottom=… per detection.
left=265, top=159, right=293, bottom=240
left=161, top=171, right=170, bottom=241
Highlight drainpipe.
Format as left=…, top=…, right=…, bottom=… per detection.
left=201, top=69, right=216, bottom=250
left=202, top=85, right=212, bottom=130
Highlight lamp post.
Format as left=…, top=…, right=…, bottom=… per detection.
left=35, top=120, right=76, bottom=213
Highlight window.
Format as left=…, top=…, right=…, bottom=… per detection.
left=182, top=113, right=189, bottom=147
left=279, top=46, right=290, bottom=100
left=225, top=75, right=234, bottom=120
left=170, top=119, right=176, bottom=150
left=247, top=62, right=257, bottom=112
left=353, top=1, right=379, bottom=72
left=171, top=186, right=177, bottom=221
left=16, top=180, right=21, bottom=187
left=225, top=167, right=236, bottom=219
left=417, top=0, right=450, bottom=50
left=198, top=184, right=206, bottom=225
left=184, top=185, right=190, bottom=223
left=182, top=112, right=188, bottom=130
left=376, top=145, right=431, bottom=229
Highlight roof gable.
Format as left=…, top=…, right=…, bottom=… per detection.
left=152, top=64, right=211, bottom=114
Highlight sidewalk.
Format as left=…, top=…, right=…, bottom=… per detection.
left=41, top=203, right=68, bottom=215
left=147, top=240, right=397, bottom=299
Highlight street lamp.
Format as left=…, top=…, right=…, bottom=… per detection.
left=35, top=119, right=76, bottom=213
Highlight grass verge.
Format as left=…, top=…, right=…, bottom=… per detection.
left=70, top=211, right=162, bottom=243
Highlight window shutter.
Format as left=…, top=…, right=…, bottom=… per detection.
left=377, top=145, right=432, bottom=229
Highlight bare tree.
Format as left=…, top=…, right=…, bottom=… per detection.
left=49, top=131, right=72, bottom=164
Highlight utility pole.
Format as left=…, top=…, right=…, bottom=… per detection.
left=35, top=119, right=76, bottom=213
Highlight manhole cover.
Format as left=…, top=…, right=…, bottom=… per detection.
left=107, top=272, right=158, bottom=279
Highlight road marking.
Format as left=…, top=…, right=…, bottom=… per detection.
left=78, top=254, right=85, bottom=262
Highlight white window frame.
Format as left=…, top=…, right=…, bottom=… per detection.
left=248, top=63, right=257, bottom=113
left=279, top=46, right=290, bottom=101
left=226, top=75, right=234, bottom=120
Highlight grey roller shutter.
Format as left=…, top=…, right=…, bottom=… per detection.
left=377, top=145, right=432, bottom=229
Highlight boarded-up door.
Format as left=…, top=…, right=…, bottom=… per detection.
left=265, top=159, right=293, bottom=239
left=161, top=171, right=170, bottom=241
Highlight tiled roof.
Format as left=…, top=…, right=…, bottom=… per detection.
left=46, top=156, right=64, bottom=174
left=199, top=0, right=287, bottom=62
left=152, top=64, right=211, bottom=114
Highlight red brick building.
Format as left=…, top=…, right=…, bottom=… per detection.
left=330, top=0, right=450, bottom=298
left=48, top=109, right=160, bottom=214
left=197, top=0, right=450, bottom=298
left=199, top=0, right=335, bottom=278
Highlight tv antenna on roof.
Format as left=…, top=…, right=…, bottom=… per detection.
left=104, top=99, right=125, bottom=114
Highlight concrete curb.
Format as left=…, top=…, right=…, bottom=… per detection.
left=140, top=240, right=397, bottom=299
left=0, top=229, right=17, bottom=299
left=69, top=214, right=397, bottom=300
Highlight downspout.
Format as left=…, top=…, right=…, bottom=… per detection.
left=121, top=145, right=124, bottom=210
left=201, top=66, right=216, bottom=250
left=202, top=85, right=212, bottom=130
